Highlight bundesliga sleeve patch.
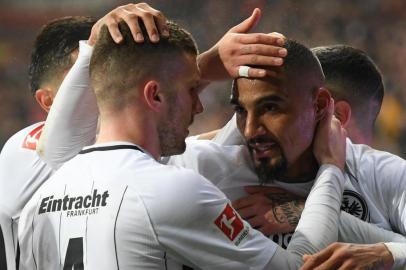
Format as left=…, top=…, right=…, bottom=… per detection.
left=214, top=203, right=249, bottom=245
left=22, top=123, right=44, bottom=150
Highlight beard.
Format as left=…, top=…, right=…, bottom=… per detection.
left=158, top=120, right=187, bottom=156
left=247, top=139, right=288, bottom=184
left=254, top=156, right=288, bottom=184
left=158, top=93, right=188, bottom=156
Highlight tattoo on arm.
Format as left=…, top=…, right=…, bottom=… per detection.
left=272, top=200, right=304, bottom=227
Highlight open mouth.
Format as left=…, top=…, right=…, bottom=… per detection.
left=249, top=141, right=279, bottom=159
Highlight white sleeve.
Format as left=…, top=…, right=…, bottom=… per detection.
left=385, top=243, right=406, bottom=270
left=339, top=211, right=406, bottom=244
left=273, top=164, right=345, bottom=269
left=212, top=114, right=245, bottom=146
left=368, top=151, right=406, bottom=269
left=147, top=164, right=345, bottom=269
left=338, top=212, right=406, bottom=269
left=37, top=41, right=99, bottom=170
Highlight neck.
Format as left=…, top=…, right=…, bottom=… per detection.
left=96, top=106, right=161, bottom=160
left=280, top=149, right=319, bottom=183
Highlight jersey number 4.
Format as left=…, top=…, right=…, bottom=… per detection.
left=64, top=237, right=84, bottom=270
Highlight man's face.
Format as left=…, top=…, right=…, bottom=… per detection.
left=233, top=76, right=319, bottom=182
left=159, top=53, right=203, bottom=156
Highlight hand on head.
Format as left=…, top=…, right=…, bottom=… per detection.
left=218, top=8, right=287, bottom=78
left=88, top=3, right=168, bottom=46
left=199, top=8, right=287, bottom=81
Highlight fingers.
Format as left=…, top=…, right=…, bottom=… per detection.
left=105, top=20, right=125, bottom=43
left=233, top=194, right=260, bottom=209
left=247, top=215, right=266, bottom=228
left=230, top=8, right=262, bottom=33
left=237, top=206, right=257, bottom=220
left=232, top=193, right=269, bottom=210
left=269, top=31, right=286, bottom=40
left=237, top=33, right=285, bottom=46
left=133, top=3, right=168, bottom=42
left=89, top=3, right=168, bottom=45
left=238, top=54, right=284, bottom=67
left=237, top=66, right=280, bottom=78
left=240, top=44, right=287, bottom=58
left=300, top=243, right=338, bottom=270
left=319, top=97, right=334, bottom=127
left=119, top=8, right=143, bottom=42
left=302, top=255, right=343, bottom=270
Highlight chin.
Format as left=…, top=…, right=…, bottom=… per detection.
left=254, top=156, right=288, bottom=184
left=161, top=141, right=186, bottom=157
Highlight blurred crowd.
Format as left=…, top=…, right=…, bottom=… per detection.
left=0, top=0, right=405, bottom=156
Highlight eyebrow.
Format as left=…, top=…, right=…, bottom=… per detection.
left=255, top=95, right=284, bottom=106
left=231, top=94, right=285, bottom=108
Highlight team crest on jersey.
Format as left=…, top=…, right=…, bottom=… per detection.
left=22, top=123, right=44, bottom=150
left=341, top=190, right=369, bottom=221
left=214, top=204, right=249, bottom=245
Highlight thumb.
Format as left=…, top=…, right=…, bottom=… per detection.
left=230, top=8, right=261, bottom=33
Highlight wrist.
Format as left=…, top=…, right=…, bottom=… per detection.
left=318, top=158, right=345, bottom=172
left=197, top=44, right=228, bottom=81
left=379, top=243, right=395, bottom=269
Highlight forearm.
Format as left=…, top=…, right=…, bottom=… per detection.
left=266, top=165, right=345, bottom=269
left=197, top=44, right=229, bottom=82
left=339, top=211, right=406, bottom=244
left=287, top=165, right=344, bottom=255
left=37, top=41, right=98, bottom=170
left=338, top=212, right=406, bottom=269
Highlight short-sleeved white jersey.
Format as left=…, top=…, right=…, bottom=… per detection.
left=19, top=142, right=346, bottom=270
left=0, top=122, right=54, bottom=257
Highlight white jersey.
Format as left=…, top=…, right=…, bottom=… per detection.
left=19, top=142, right=346, bottom=270
left=0, top=122, right=54, bottom=266
left=37, top=39, right=406, bottom=268
left=213, top=116, right=406, bottom=231
left=191, top=117, right=406, bottom=267
left=0, top=208, right=16, bottom=270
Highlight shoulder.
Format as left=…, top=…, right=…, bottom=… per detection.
left=212, top=114, right=245, bottom=145
left=135, top=163, right=229, bottom=223
left=347, top=140, right=406, bottom=171
left=346, top=140, right=406, bottom=186
left=167, top=140, right=253, bottom=183
left=1, top=122, right=45, bottom=155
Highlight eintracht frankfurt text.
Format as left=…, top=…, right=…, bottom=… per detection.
left=38, top=189, right=109, bottom=217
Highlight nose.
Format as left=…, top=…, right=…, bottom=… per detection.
left=243, top=113, right=265, bottom=140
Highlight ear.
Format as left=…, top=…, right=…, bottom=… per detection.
left=334, top=100, right=352, bottom=128
left=314, top=87, right=332, bottom=122
left=34, top=88, right=55, bottom=113
left=143, top=80, right=165, bottom=112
